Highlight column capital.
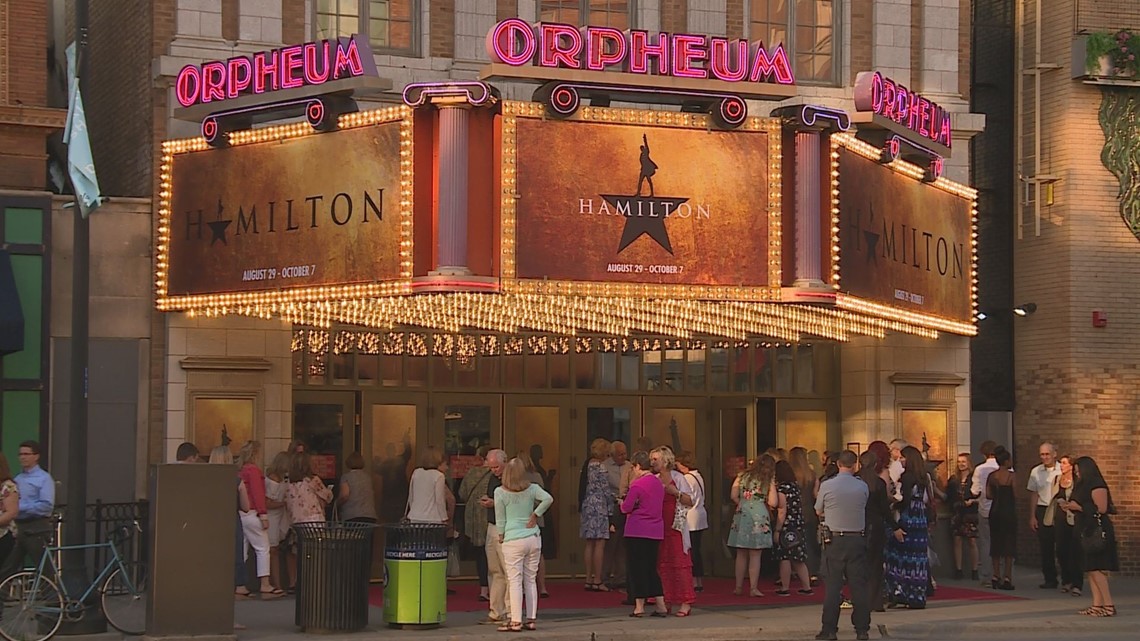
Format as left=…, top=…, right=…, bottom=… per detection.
left=402, top=81, right=499, bottom=109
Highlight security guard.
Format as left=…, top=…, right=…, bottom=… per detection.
left=814, top=450, right=870, bottom=641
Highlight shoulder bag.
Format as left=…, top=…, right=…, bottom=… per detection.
left=1081, top=513, right=1107, bottom=554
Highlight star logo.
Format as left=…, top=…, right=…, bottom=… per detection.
left=207, top=198, right=233, bottom=246
left=602, top=195, right=688, bottom=255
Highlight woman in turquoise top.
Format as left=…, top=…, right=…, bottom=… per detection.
left=495, top=458, right=554, bottom=632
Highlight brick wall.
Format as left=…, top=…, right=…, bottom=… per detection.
left=726, top=0, right=743, bottom=39
left=1012, top=0, right=1140, bottom=574
left=850, top=0, right=873, bottom=75
left=909, top=0, right=922, bottom=89
left=282, top=0, right=306, bottom=43
left=958, top=0, right=971, bottom=101
left=430, top=0, right=455, bottom=57
left=85, top=0, right=153, bottom=198
left=0, top=0, right=52, bottom=190
left=661, top=0, right=688, bottom=34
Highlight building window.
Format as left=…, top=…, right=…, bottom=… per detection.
left=538, top=1, right=635, bottom=30
left=750, top=0, right=837, bottom=84
left=315, top=0, right=416, bottom=55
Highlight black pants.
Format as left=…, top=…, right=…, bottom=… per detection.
left=625, top=537, right=663, bottom=599
left=820, top=535, right=871, bottom=635
left=1035, top=506, right=1058, bottom=585
left=864, top=524, right=886, bottom=609
left=690, top=529, right=705, bottom=578
left=1055, top=520, right=1083, bottom=590
left=473, top=544, right=489, bottom=587
left=1, top=519, right=52, bottom=580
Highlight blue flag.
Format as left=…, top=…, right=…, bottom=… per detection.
left=64, top=42, right=102, bottom=217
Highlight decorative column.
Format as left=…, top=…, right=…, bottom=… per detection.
left=435, top=99, right=471, bottom=275
left=794, top=130, right=825, bottom=288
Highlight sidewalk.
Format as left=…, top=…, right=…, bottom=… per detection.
left=147, top=567, right=1140, bottom=641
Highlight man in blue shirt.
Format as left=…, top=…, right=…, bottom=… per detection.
left=1, top=441, right=56, bottom=578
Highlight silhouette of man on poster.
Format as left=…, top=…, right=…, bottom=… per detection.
left=636, top=134, right=658, bottom=196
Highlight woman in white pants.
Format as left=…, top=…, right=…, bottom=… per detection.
left=494, top=458, right=553, bottom=632
left=236, top=441, right=283, bottom=598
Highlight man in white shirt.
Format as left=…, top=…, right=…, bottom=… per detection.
left=1027, top=442, right=1061, bottom=589
left=970, top=440, right=999, bottom=586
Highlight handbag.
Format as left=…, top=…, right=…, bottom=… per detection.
left=673, top=502, right=688, bottom=532
left=1080, top=513, right=1107, bottom=554
left=780, top=527, right=803, bottom=550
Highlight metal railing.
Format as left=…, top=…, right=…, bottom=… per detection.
left=53, top=500, right=149, bottom=577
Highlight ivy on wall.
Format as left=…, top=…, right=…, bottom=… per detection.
left=1099, top=87, right=1140, bottom=239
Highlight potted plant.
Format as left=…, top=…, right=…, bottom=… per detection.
left=1085, top=29, right=1140, bottom=77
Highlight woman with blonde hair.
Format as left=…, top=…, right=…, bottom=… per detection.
left=651, top=446, right=695, bottom=616
left=406, top=446, right=455, bottom=525
left=579, top=438, right=613, bottom=591
left=518, top=451, right=550, bottom=598
left=728, top=454, right=774, bottom=596
left=264, top=451, right=293, bottom=592
left=235, top=441, right=281, bottom=598
left=494, top=458, right=553, bottom=632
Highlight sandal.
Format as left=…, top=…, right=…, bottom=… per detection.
left=594, top=583, right=611, bottom=592
left=675, top=607, right=691, bottom=617
left=1070, top=588, right=1082, bottom=597
left=1094, top=605, right=1116, bottom=617
left=260, top=588, right=286, bottom=599
left=498, top=622, right=523, bottom=632
left=524, top=621, right=537, bottom=630
left=750, top=589, right=764, bottom=597
left=234, top=590, right=253, bottom=601
left=1079, top=606, right=1104, bottom=616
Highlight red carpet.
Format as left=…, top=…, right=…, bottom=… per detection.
left=368, top=578, right=1018, bottom=612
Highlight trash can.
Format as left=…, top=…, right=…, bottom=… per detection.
left=293, top=521, right=376, bottom=633
left=382, top=522, right=448, bottom=628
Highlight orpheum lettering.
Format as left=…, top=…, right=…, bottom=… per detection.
left=175, top=35, right=376, bottom=108
left=852, top=71, right=953, bottom=150
left=488, top=18, right=795, bottom=86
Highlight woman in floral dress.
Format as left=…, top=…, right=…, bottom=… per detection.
left=771, top=460, right=812, bottom=596
left=885, top=446, right=931, bottom=608
left=579, top=438, right=613, bottom=591
left=728, top=454, right=774, bottom=596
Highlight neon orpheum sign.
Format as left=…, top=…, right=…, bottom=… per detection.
left=175, top=35, right=375, bottom=108
left=487, top=19, right=795, bottom=86
left=853, top=71, right=952, bottom=150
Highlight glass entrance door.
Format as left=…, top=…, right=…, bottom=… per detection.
left=777, top=399, right=837, bottom=454
left=503, top=396, right=572, bottom=574
left=362, top=392, right=428, bottom=579
left=292, top=391, right=355, bottom=484
left=708, top=399, right=755, bottom=577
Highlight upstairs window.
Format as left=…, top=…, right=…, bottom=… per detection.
left=750, top=0, right=837, bottom=84
left=315, top=0, right=417, bottom=55
left=538, top=1, right=635, bottom=30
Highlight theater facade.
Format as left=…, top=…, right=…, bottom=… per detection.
left=157, top=22, right=978, bottom=579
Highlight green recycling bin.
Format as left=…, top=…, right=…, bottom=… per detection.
left=382, top=522, right=448, bottom=628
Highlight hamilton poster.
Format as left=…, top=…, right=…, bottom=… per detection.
left=837, top=147, right=973, bottom=323
left=165, top=123, right=403, bottom=297
left=512, top=117, right=775, bottom=288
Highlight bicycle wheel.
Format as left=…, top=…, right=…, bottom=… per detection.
left=100, top=567, right=146, bottom=635
left=0, top=571, right=64, bottom=641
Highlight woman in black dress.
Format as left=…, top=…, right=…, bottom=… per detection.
left=947, top=452, right=980, bottom=580
left=985, top=446, right=1017, bottom=590
left=769, top=460, right=812, bottom=596
left=858, top=450, right=902, bottom=611
left=1062, top=456, right=1118, bottom=617
left=1053, top=454, right=1083, bottom=596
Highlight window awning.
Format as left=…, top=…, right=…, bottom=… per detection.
left=0, top=249, right=25, bottom=356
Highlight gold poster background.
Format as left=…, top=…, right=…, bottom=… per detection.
left=838, top=148, right=972, bottom=322
left=514, top=118, right=772, bottom=287
left=167, top=124, right=402, bottom=296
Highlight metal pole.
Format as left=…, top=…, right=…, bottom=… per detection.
left=63, top=0, right=91, bottom=585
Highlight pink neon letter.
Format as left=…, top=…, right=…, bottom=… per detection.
left=584, top=26, right=626, bottom=71
left=333, top=38, right=365, bottom=79
left=486, top=18, right=536, bottom=65
left=917, top=98, right=931, bottom=136
left=628, top=30, right=669, bottom=74
left=709, top=38, right=749, bottom=81
left=880, top=78, right=897, bottom=119
left=748, top=43, right=794, bottom=84
left=939, top=113, right=953, bottom=148
left=303, top=42, right=331, bottom=84
left=539, top=23, right=583, bottom=68
left=226, top=56, right=252, bottom=99
left=671, top=34, right=708, bottom=79
left=201, top=62, right=226, bottom=103
left=175, top=65, right=201, bottom=107
left=253, top=50, right=279, bottom=94
left=280, top=45, right=304, bottom=89
left=869, top=72, right=884, bottom=114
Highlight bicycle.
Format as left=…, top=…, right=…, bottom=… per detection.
left=0, top=521, right=147, bottom=641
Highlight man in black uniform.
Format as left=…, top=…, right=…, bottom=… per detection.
left=814, top=450, right=871, bottom=641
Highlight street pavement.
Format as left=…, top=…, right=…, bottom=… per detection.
left=116, top=566, right=1140, bottom=641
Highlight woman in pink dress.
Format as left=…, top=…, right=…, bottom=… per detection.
left=651, top=446, right=695, bottom=617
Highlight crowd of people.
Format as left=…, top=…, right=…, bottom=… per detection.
left=169, top=433, right=1121, bottom=631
